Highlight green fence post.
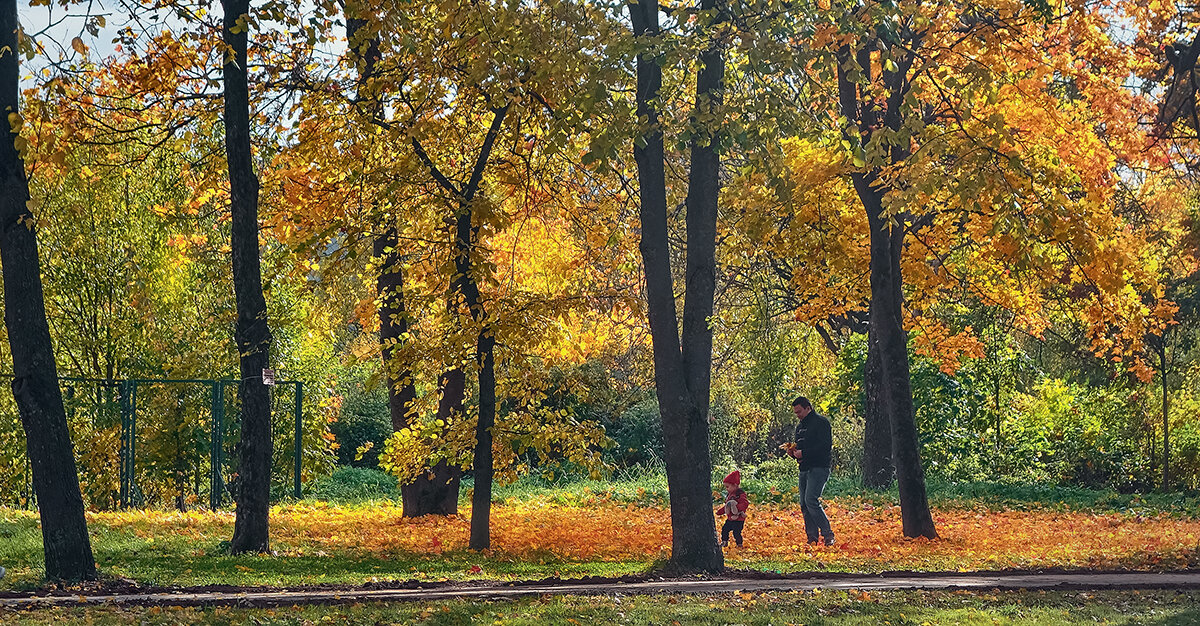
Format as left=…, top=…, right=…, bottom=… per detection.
left=293, top=381, right=303, bottom=500
left=118, top=380, right=130, bottom=509
left=209, top=381, right=220, bottom=510
left=213, top=381, right=226, bottom=509
left=128, top=382, right=138, bottom=507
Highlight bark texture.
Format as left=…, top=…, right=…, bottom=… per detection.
left=629, top=0, right=724, bottom=573
left=224, top=0, right=274, bottom=554
left=837, top=42, right=936, bottom=538
left=861, top=328, right=893, bottom=488
left=0, top=0, right=97, bottom=580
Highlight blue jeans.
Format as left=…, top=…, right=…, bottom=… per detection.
left=798, top=467, right=833, bottom=542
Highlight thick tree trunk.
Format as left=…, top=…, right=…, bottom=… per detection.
left=375, top=228, right=416, bottom=433
left=345, top=12, right=462, bottom=516
left=861, top=328, right=893, bottom=488
left=630, top=0, right=723, bottom=573
left=401, top=460, right=461, bottom=516
left=0, top=0, right=96, bottom=580
left=375, top=228, right=462, bottom=515
left=224, top=0, right=273, bottom=554
left=858, top=181, right=937, bottom=539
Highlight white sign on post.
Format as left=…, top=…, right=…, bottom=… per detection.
left=262, top=368, right=276, bottom=386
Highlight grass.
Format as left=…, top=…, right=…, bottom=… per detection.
left=2, top=468, right=1198, bottom=591
left=2, top=590, right=1200, bottom=624
left=0, top=505, right=650, bottom=590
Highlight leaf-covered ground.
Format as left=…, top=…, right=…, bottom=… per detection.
left=3, top=496, right=1199, bottom=589
left=3, top=590, right=1200, bottom=625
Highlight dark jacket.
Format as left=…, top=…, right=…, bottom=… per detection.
left=794, top=411, right=832, bottom=470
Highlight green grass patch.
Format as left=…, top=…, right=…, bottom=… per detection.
left=2, top=590, right=1199, bottom=624
left=306, top=467, right=403, bottom=503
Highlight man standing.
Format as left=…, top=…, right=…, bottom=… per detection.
left=788, top=396, right=834, bottom=545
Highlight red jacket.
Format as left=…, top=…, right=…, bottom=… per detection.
left=722, top=488, right=749, bottom=521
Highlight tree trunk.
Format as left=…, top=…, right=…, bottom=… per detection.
left=345, top=11, right=462, bottom=516
left=838, top=39, right=935, bottom=539
left=375, top=228, right=463, bottom=515
left=409, top=104, right=507, bottom=548
left=861, top=328, right=892, bottom=488
left=0, top=0, right=96, bottom=580
left=457, top=202, right=495, bottom=550
left=629, top=0, right=724, bottom=573
left=375, top=228, right=416, bottom=433
left=224, top=0, right=273, bottom=554
left=858, top=180, right=937, bottom=539
left=468, top=326, right=495, bottom=549
left=1159, top=340, right=1170, bottom=491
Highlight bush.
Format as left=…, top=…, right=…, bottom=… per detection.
left=330, top=382, right=393, bottom=468
left=754, top=456, right=799, bottom=482
left=307, top=467, right=400, bottom=502
left=606, top=398, right=664, bottom=467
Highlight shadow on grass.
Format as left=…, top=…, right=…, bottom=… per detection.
left=1142, top=609, right=1200, bottom=626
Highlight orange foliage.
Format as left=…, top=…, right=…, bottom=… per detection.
left=86, top=500, right=1200, bottom=573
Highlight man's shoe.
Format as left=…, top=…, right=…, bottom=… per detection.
left=823, top=536, right=836, bottom=546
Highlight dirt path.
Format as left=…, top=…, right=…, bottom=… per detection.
left=4, top=571, right=1200, bottom=610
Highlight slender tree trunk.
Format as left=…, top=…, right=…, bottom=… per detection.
left=469, top=324, right=495, bottom=548
left=410, top=103, right=507, bottom=548
left=861, top=330, right=892, bottom=488
left=629, top=0, right=724, bottom=573
left=457, top=207, right=495, bottom=550
left=994, top=365, right=1001, bottom=458
left=1159, top=340, right=1170, bottom=491
left=0, top=0, right=96, bottom=580
left=224, top=0, right=273, bottom=554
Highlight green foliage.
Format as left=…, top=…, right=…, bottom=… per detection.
left=753, top=456, right=800, bottom=482
left=307, top=467, right=401, bottom=502
left=602, top=397, right=664, bottom=468
left=1003, top=380, right=1153, bottom=491
left=329, top=379, right=392, bottom=469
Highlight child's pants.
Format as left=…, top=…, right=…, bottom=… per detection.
left=721, top=519, right=744, bottom=546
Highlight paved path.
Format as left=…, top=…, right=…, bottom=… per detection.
left=4, top=571, right=1200, bottom=609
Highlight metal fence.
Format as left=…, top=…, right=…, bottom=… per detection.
left=10, top=377, right=305, bottom=511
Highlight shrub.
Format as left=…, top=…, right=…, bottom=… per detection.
left=308, top=467, right=400, bottom=502
left=606, top=398, right=664, bottom=467
left=754, top=456, right=798, bottom=482
left=330, top=383, right=393, bottom=468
